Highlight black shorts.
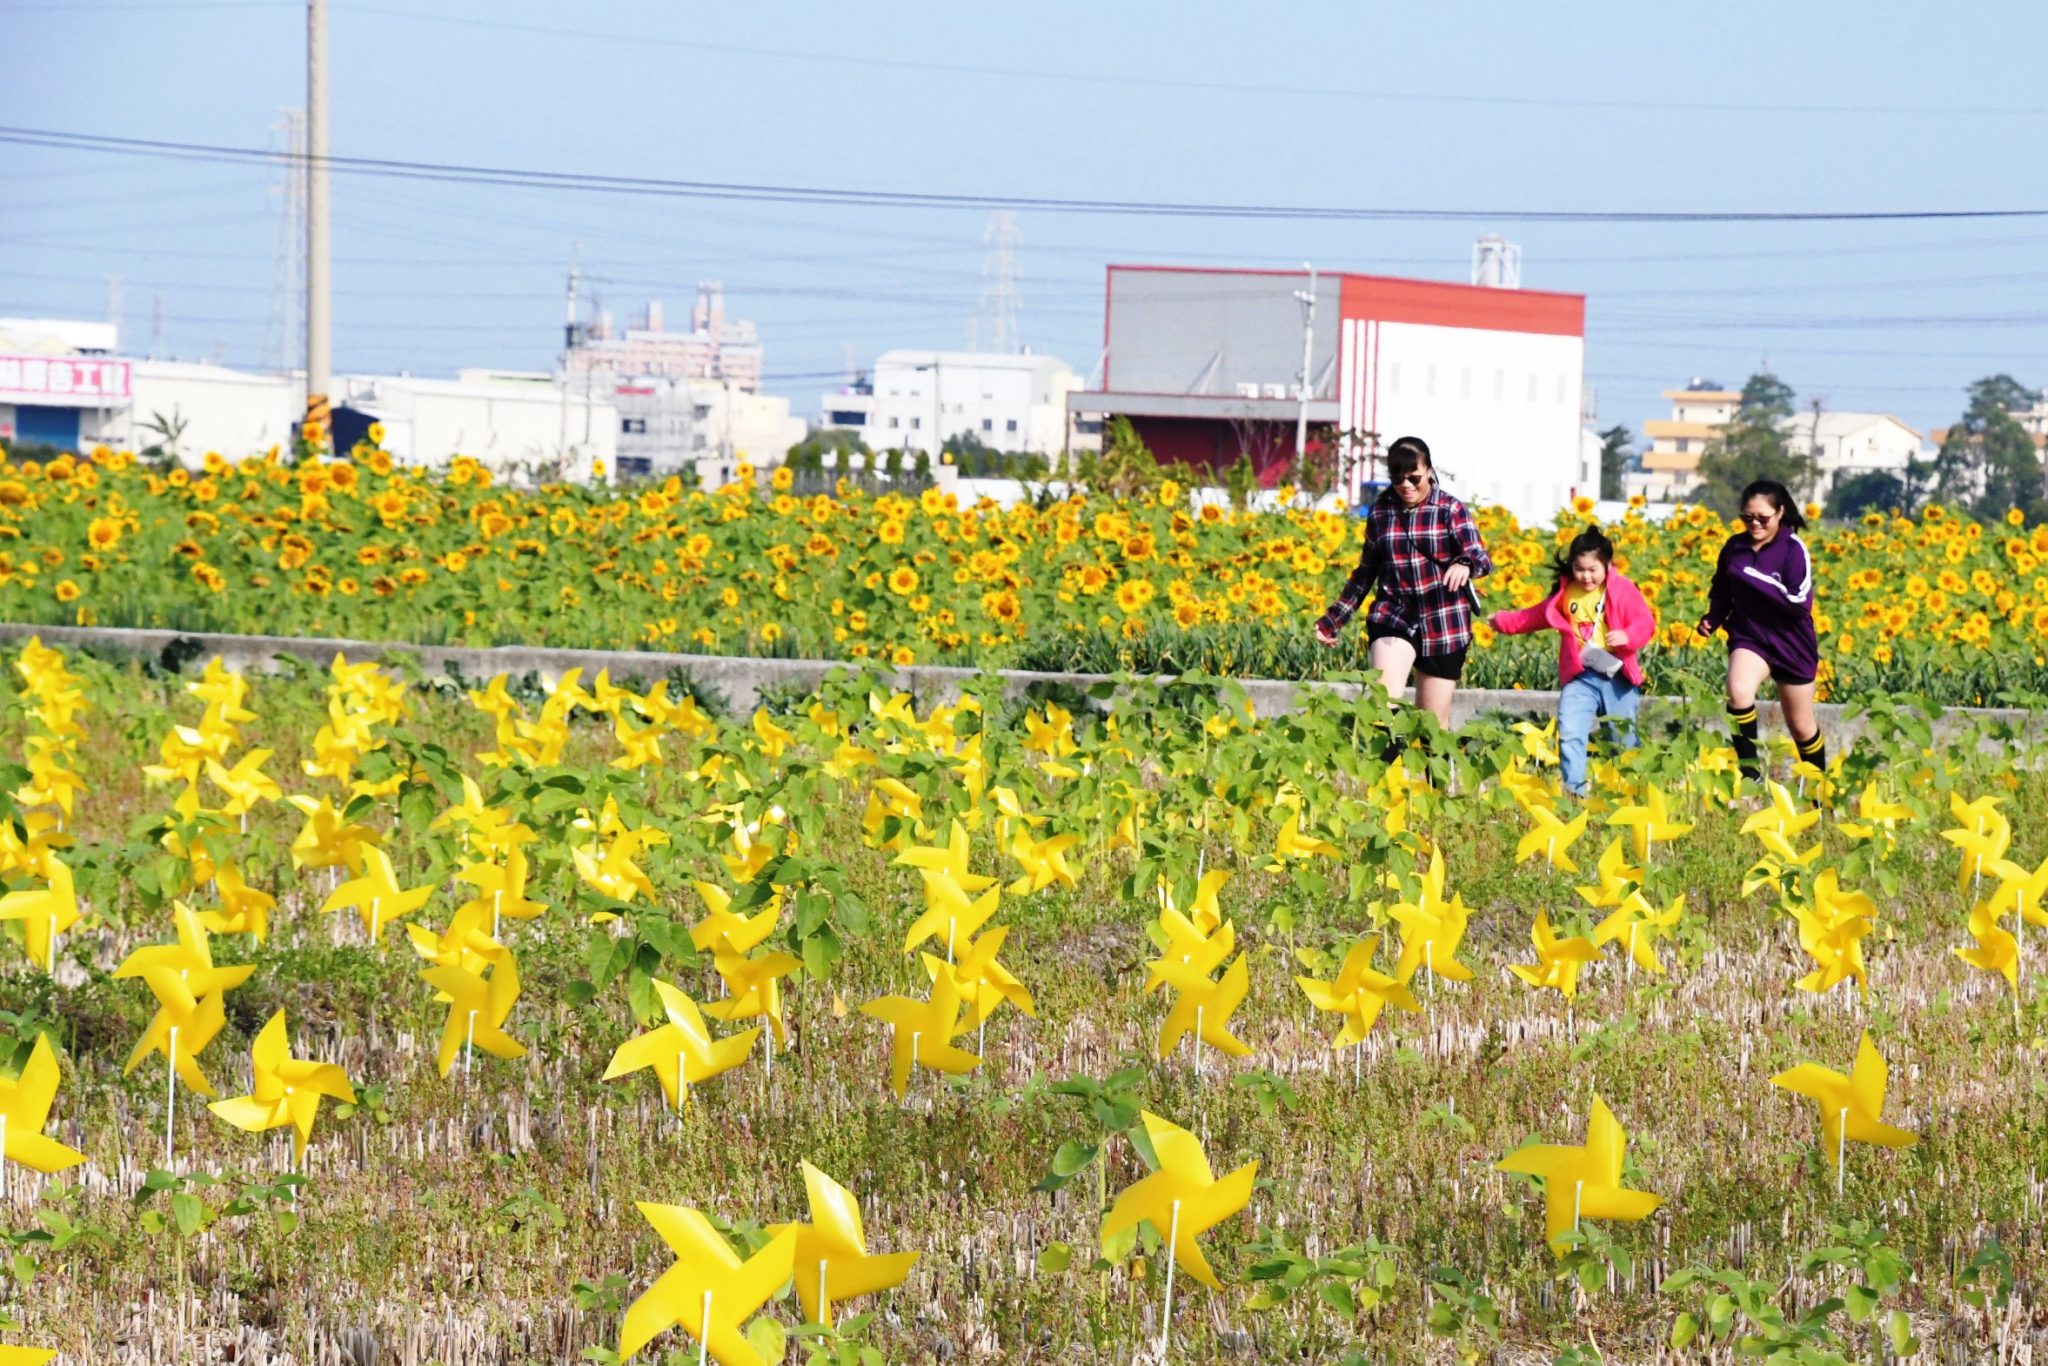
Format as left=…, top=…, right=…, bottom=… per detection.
left=1368, top=623, right=1468, bottom=682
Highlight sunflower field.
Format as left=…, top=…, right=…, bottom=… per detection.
left=5, top=441, right=2048, bottom=705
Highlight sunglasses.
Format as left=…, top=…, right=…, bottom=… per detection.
left=1392, top=472, right=1430, bottom=487
left=1741, top=510, right=1779, bottom=525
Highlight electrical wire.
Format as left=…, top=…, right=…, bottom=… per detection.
left=7, top=125, right=2048, bottom=223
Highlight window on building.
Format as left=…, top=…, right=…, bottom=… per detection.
left=1006, top=418, right=1018, bottom=433
left=982, top=418, right=993, bottom=432
left=888, top=416, right=900, bottom=429
left=827, top=410, right=864, bottom=426
left=911, top=417, right=922, bottom=430
left=1675, top=438, right=1689, bottom=454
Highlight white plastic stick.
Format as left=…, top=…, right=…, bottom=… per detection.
left=464, top=1010, right=477, bottom=1085
left=1572, top=1179, right=1583, bottom=1234
left=1160, top=1199, right=1183, bottom=1360
left=1627, top=923, right=1638, bottom=985
left=166, top=1026, right=179, bottom=1167
left=818, top=1260, right=828, bottom=1328
left=492, top=888, right=502, bottom=943
left=698, top=1289, right=711, bottom=1366
left=1836, top=1108, right=1847, bottom=1197
left=370, top=896, right=381, bottom=946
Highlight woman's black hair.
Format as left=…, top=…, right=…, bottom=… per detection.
left=1385, top=435, right=1432, bottom=475
left=1550, top=524, right=1614, bottom=588
left=1739, top=479, right=1807, bottom=531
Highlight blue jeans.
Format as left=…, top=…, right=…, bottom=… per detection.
left=1559, top=671, right=1640, bottom=795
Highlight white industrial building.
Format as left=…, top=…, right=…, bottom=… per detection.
left=1068, top=262, right=1591, bottom=522
left=0, top=318, right=622, bottom=482
left=819, top=350, right=1084, bottom=458
left=1780, top=410, right=1923, bottom=497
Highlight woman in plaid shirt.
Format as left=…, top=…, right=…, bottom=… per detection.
left=1313, top=436, right=1493, bottom=725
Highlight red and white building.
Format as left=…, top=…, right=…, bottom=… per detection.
left=1068, top=264, right=1593, bottom=519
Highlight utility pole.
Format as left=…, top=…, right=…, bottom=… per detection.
left=1292, top=263, right=1316, bottom=481
left=106, top=275, right=122, bottom=345
left=305, top=0, right=332, bottom=445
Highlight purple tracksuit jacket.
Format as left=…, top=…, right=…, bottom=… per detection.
left=1700, top=530, right=1820, bottom=682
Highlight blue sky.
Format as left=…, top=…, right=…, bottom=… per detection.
left=4, top=0, right=2047, bottom=440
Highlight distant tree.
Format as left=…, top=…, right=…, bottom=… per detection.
left=1597, top=423, right=1632, bottom=501
left=1824, top=469, right=1905, bottom=521
left=1081, top=416, right=1163, bottom=499
left=1691, top=371, right=1806, bottom=510
left=785, top=428, right=866, bottom=473
left=1935, top=374, right=2043, bottom=519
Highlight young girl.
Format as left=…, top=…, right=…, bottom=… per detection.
left=1313, top=435, right=1493, bottom=728
left=1489, top=526, right=1657, bottom=797
left=1694, top=479, right=1823, bottom=785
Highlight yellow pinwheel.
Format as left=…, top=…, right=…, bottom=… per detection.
left=115, top=901, right=257, bottom=1003
left=208, top=1010, right=355, bottom=1161
left=1981, top=853, right=2048, bottom=935
left=1006, top=826, right=1080, bottom=896
left=604, top=981, right=758, bottom=1108
left=454, top=844, right=546, bottom=933
left=0, top=1034, right=85, bottom=1175
left=122, top=972, right=232, bottom=1097
left=619, top=1204, right=798, bottom=1365
left=205, top=748, right=283, bottom=817
left=1154, top=953, right=1252, bottom=1060
left=285, top=793, right=378, bottom=871
left=1593, top=891, right=1685, bottom=976
left=703, top=944, right=802, bottom=1047
left=1839, top=781, right=1911, bottom=847
left=894, top=818, right=996, bottom=893
left=1607, top=783, right=1691, bottom=863
left=771, top=1161, right=920, bottom=1328
left=1509, top=911, right=1602, bottom=1001
left=199, top=861, right=277, bottom=941
left=423, top=955, right=526, bottom=1077
left=322, top=844, right=434, bottom=944
left=687, top=880, right=781, bottom=957
left=1941, top=793, right=2010, bottom=896
left=1144, top=906, right=1236, bottom=994
left=1496, top=1095, right=1661, bottom=1254
left=1101, top=1111, right=1256, bottom=1290
left=1392, top=892, right=1475, bottom=986
left=922, top=928, right=1034, bottom=1025
left=903, top=874, right=999, bottom=958
left=0, top=851, right=80, bottom=972
left=1516, top=805, right=1588, bottom=873
left=859, top=973, right=981, bottom=1099
left=1790, top=877, right=1876, bottom=1000
left=1740, top=781, right=1822, bottom=845
left=1267, top=806, right=1340, bottom=869
left=1294, top=936, right=1420, bottom=1048
left=1771, top=1033, right=1918, bottom=1183
left=1574, top=837, right=1642, bottom=911
left=1954, top=904, right=2020, bottom=998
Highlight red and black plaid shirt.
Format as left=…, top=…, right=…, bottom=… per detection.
left=1318, top=487, right=1493, bottom=657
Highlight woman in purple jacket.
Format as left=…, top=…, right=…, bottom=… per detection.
left=1693, top=479, right=1824, bottom=785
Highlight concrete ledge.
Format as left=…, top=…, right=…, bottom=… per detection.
left=0, top=621, right=2027, bottom=739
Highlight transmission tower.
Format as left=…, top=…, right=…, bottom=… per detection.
left=265, top=107, right=308, bottom=373
left=967, top=211, right=1019, bottom=353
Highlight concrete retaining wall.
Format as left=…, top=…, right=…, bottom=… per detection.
left=0, top=620, right=2028, bottom=739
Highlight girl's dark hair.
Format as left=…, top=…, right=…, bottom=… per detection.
left=1550, top=524, right=1614, bottom=588
left=1739, top=479, right=1807, bottom=531
left=1385, top=435, right=1432, bottom=475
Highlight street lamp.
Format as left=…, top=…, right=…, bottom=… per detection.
left=913, top=358, right=942, bottom=460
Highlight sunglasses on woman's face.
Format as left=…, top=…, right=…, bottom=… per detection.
left=1392, top=472, right=1429, bottom=487
left=1742, top=510, right=1779, bottom=525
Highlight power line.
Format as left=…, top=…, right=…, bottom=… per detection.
left=8, top=124, right=2048, bottom=224
left=326, top=4, right=2048, bottom=119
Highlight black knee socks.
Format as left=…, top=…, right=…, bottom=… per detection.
left=1795, top=729, right=1827, bottom=773
left=1728, top=703, right=1760, bottom=781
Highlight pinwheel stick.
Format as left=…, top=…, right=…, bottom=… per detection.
left=463, top=1010, right=477, bottom=1086
left=1627, top=924, right=1638, bottom=986
left=698, top=1288, right=711, bottom=1366
left=1160, top=1199, right=1182, bottom=1361
left=166, top=1025, right=179, bottom=1168
left=1572, top=1179, right=1583, bottom=1236
left=1836, top=1108, right=1847, bottom=1197
left=491, top=888, right=502, bottom=943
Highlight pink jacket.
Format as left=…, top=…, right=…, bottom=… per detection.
left=1490, top=570, right=1657, bottom=688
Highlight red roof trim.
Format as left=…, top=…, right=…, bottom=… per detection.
left=1340, top=274, right=1583, bottom=337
